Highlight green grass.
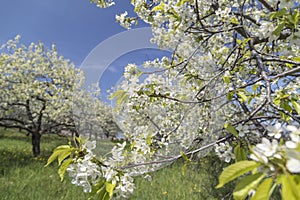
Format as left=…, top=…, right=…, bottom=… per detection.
left=0, top=128, right=234, bottom=200
left=130, top=158, right=233, bottom=200
left=0, top=128, right=88, bottom=200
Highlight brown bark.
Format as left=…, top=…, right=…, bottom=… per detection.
left=32, top=132, right=41, bottom=157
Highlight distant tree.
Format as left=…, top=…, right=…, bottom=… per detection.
left=73, top=84, right=119, bottom=140
left=0, top=36, right=119, bottom=156
left=0, top=36, right=82, bottom=156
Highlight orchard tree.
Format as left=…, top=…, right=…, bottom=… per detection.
left=73, top=84, right=120, bottom=140
left=0, top=36, right=82, bottom=156
left=48, top=0, right=300, bottom=199
left=0, top=36, right=119, bottom=157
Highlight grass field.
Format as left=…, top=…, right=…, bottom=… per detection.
left=0, top=128, right=234, bottom=200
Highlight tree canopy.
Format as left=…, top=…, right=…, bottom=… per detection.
left=49, top=0, right=300, bottom=199
left=0, top=36, right=116, bottom=156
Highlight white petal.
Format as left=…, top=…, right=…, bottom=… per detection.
left=286, top=125, right=298, bottom=133
left=274, top=133, right=281, bottom=139
left=286, top=158, right=300, bottom=173
left=285, top=141, right=297, bottom=149
left=250, top=154, right=259, bottom=162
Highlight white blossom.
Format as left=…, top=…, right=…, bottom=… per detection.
left=267, top=123, right=283, bottom=139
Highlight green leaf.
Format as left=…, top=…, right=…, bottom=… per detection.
left=146, top=135, right=152, bottom=145
left=130, top=141, right=136, bottom=150
left=75, top=137, right=82, bottom=145
left=272, top=22, right=285, bottom=37
left=237, top=91, right=248, bottom=102
left=233, top=173, right=265, bottom=200
left=45, top=151, right=61, bottom=167
left=45, top=145, right=71, bottom=166
left=223, top=75, right=230, bottom=85
left=293, top=175, right=300, bottom=186
left=274, top=97, right=281, bottom=106
left=216, top=161, right=260, bottom=188
left=180, top=151, right=189, bottom=161
left=281, top=174, right=300, bottom=200
left=99, top=190, right=110, bottom=200
left=55, top=145, right=72, bottom=150
left=181, top=163, right=187, bottom=175
left=280, top=111, right=291, bottom=122
left=94, top=188, right=110, bottom=200
left=230, top=16, right=239, bottom=25
left=89, top=179, right=110, bottom=200
left=227, top=91, right=234, bottom=101
left=251, top=177, right=273, bottom=200
left=152, top=2, right=165, bottom=12
left=287, top=14, right=295, bottom=27
left=280, top=101, right=292, bottom=113
left=58, top=158, right=73, bottom=181
left=292, top=10, right=299, bottom=29
left=224, top=123, right=239, bottom=137
left=234, top=144, right=247, bottom=162
left=270, top=8, right=287, bottom=19
left=292, top=57, right=300, bottom=62
left=105, top=182, right=116, bottom=198
left=292, top=100, right=300, bottom=115
left=89, top=179, right=105, bottom=197
left=58, top=148, right=73, bottom=165
left=109, top=90, right=128, bottom=106
left=252, top=84, right=259, bottom=92
left=176, top=0, right=191, bottom=6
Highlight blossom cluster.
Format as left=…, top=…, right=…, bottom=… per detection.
left=91, top=0, right=115, bottom=8
left=63, top=0, right=300, bottom=199
left=66, top=140, right=135, bottom=198
left=115, top=12, right=137, bottom=29
left=214, top=141, right=235, bottom=163
left=250, top=124, right=300, bottom=174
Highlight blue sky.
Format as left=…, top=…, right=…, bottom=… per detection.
left=0, top=0, right=140, bottom=65
left=0, top=0, right=171, bottom=101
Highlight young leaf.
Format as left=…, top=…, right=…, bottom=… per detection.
left=223, top=75, right=230, bottom=85
left=58, top=158, right=73, bottom=181
left=252, top=84, right=260, bottom=92
left=109, top=90, right=128, bottom=107
left=251, top=177, right=273, bottom=200
left=181, top=163, right=187, bottom=175
left=280, top=101, right=292, bottom=113
left=180, top=151, right=190, bottom=161
left=105, top=182, right=116, bottom=198
left=230, top=16, right=239, bottom=25
left=216, top=161, right=260, bottom=188
left=176, top=0, right=191, bottom=6
left=272, top=22, right=285, bottom=37
left=292, top=100, right=300, bottom=115
left=227, top=91, right=234, bottom=101
left=234, top=144, right=247, bottom=162
left=237, top=91, right=248, bottom=102
left=270, top=8, right=287, bottom=19
left=58, top=148, right=73, bottom=165
left=281, top=174, right=300, bottom=200
left=146, top=135, right=152, bottom=145
left=224, top=123, right=239, bottom=137
left=90, top=179, right=106, bottom=197
left=292, top=57, right=300, bottom=62
left=45, top=145, right=71, bottom=166
left=95, top=188, right=110, bottom=200
left=152, top=2, right=165, bottom=12
left=233, top=173, right=265, bottom=200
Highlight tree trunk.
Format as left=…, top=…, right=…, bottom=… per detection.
left=32, top=132, right=41, bottom=157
